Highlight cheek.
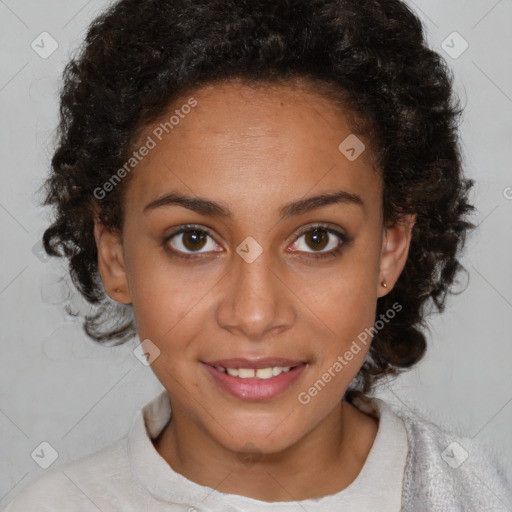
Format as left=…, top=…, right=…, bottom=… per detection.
left=130, top=274, right=207, bottom=343
left=294, top=241, right=380, bottom=383
left=295, top=282, right=376, bottom=407
left=123, top=238, right=199, bottom=340
left=306, top=283, right=376, bottom=383
left=128, top=265, right=210, bottom=388
left=297, top=252, right=379, bottom=337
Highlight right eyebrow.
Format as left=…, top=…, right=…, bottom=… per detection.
left=143, top=192, right=232, bottom=218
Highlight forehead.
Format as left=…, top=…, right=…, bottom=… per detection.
left=124, top=80, right=381, bottom=219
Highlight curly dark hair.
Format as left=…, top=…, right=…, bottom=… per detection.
left=42, top=0, right=475, bottom=401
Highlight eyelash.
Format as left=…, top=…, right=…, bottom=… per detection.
left=162, top=223, right=350, bottom=261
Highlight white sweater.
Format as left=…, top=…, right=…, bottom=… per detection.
left=2, top=390, right=511, bottom=511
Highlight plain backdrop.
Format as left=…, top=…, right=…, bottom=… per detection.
left=1, top=0, right=511, bottom=505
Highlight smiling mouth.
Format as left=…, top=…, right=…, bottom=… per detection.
left=202, top=357, right=307, bottom=380
left=202, top=361, right=308, bottom=400
left=210, top=365, right=301, bottom=379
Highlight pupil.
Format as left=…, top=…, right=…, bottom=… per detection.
left=184, top=230, right=206, bottom=251
left=307, top=229, right=328, bottom=250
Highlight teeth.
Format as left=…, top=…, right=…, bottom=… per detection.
left=219, top=366, right=296, bottom=379
left=255, top=367, right=273, bottom=379
left=238, top=368, right=255, bottom=378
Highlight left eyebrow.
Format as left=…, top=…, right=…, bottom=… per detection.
left=142, top=189, right=364, bottom=218
left=279, top=190, right=364, bottom=218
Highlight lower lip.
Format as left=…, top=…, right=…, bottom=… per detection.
left=202, top=363, right=307, bottom=401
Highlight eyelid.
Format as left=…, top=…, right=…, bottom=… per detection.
left=166, top=223, right=216, bottom=239
left=292, top=223, right=346, bottom=242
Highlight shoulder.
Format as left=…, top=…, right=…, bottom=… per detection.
left=2, top=437, right=142, bottom=512
left=393, top=405, right=512, bottom=511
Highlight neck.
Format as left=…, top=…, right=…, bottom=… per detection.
left=153, top=399, right=379, bottom=502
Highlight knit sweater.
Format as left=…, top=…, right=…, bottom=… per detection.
left=2, top=390, right=510, bottom=511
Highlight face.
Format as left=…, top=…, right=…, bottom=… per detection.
left=95, top=79, right=414, bottom=456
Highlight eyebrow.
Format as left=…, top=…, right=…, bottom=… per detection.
left=143, top=189, right=364, bottom=219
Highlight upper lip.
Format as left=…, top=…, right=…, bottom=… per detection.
left=203, top=357, right=306, bottom=369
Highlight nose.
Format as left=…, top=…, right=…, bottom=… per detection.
left=215, top=247, right=296, bottom=341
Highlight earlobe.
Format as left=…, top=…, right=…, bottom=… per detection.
left=93, top=220, right=131, bottom=304
left=378, top=214, right=416, bottom=297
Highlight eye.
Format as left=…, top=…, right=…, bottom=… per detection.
left=163, top=223, right=350, bottom=261
left=163, top=224, right=221, bottom=258
left=288, top=224, right=348, bottom=259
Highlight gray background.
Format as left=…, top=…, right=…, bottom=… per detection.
left=1, top=0, right=511, bottom=505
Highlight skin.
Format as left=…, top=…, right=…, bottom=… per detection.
left=94, top=78, right=415, bottom=502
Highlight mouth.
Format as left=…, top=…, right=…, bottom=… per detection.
left=202, top=358, right=308, bottom=401
left=203, top=357, right=306, bottom=379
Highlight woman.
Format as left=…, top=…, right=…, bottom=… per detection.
left=4, top=0, right=510, bottom=510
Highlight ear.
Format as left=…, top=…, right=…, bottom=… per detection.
left=93, top=219, right=131, bottom=304
left=378, top=213, right=416, bottom=298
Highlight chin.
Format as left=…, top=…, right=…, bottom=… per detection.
left=215, top=425, right=302, bottom=457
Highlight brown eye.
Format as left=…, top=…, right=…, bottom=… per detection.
left=182, top=229, right=207, bottom=251
left=304, top=228, right=329, bottom=251
left=165, top=226, right=221, bottom=256
left=289, top=224, right=348, bottom=259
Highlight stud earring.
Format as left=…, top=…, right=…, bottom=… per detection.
left=381, top=280, right=387, bottom=288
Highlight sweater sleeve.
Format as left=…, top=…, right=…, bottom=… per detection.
left=400, top=412, right=512, bottom=511
left=1, top=469, right=101, bottom=512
